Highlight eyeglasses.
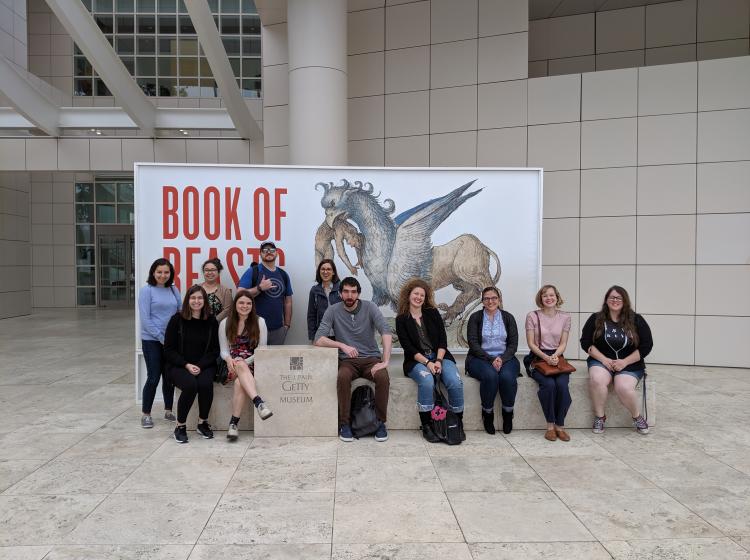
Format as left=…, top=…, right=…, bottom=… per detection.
left=203, top=268, right=218, bottom=273
left=482, top=296, right=499, bottom=302
left=607, top=296, right=623, bottom=302
left=261, top=247, right=276, bottom=254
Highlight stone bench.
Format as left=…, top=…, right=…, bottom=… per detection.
left=180, top=352, right=656, bottom=432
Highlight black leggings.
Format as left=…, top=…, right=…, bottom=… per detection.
left=168, top=366, right=215, bottom=424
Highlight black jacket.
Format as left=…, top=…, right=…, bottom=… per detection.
left=580, top=312, right=653, bottom=372
left=395, top=307, right=455, bottom=375
left=163, top=313, right=220, bottom=371
left=307, top=281, right=342, bottom=340
left=465, top=308, right=518, bottom=367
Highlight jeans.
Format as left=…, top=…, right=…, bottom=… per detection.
left=466, top=354, right=519, bottom=412
left=407, top=355, right=464, bottom=412
left=141, top=339, right=174, bottom=414
left=587, top=358, right=644, bottom=381
left=530, top=370, right=572, bottom=426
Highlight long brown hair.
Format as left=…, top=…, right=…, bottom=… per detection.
left=593, top=285, right=638, bottom=345
left=397, top=278, right=436, bottom=316
left=226, top=289, right=260, bottom=348
left=180, top=285, right=211, bottom=320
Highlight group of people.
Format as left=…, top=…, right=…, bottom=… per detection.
left=139, top=241, right=653, bottom=445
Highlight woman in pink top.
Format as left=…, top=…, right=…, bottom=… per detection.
left=524, top=285, right=573, bottom=442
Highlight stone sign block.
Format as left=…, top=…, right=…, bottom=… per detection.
left=253, top=345, right=339, bottom=437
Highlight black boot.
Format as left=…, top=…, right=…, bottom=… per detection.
left=502, top=409, right=514, bottom=434
left=482, top=410, right=496, bottom=435
left=456, top=411, right=466, bottom=441
left=419, top=411, right=440, bottom=443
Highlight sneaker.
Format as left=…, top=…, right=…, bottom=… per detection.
left=196, top=421, right=214, bottom=439
left=633, top=415, right=649, bottom=435
left=592, top=415, right=607, bottom=434
left=141, top=415, right=154, bottom=429
left=256, top=402, right=273, bottom=420
left=374, top=422, right=388, bottom=442
left=174, top=425, right=188, bottom=444
left=339, top=424, right=354, bottom=442
left=164, top=411, right=176, bottom=422
left=227, top=422, right=239, bottom=441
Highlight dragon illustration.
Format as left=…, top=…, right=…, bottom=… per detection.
left=316, top=179, right=501, bottom=331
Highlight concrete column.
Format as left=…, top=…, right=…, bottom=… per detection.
left=287, top=0, right=347, bottom=165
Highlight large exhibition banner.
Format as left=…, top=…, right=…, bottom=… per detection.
left=134, top=164, right=542, bottom=400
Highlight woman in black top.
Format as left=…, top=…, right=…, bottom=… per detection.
left=465, top=287, right=520, bottom=435
left=164, top=284, right=220, bottom=444
left=306, top=259, right=342, bottom=341
left=395, top=278, right=464, bottom=442
left=580, top=285, right=653, bottom=435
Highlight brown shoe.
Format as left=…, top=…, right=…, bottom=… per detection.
left=544, top=428, right=557, bottom=441
left=556, top=428, right=571, bottom=442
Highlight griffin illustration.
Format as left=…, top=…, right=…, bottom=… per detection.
left=316, top=179, right=500, bottom=327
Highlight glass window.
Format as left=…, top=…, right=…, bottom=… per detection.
left=137, top=15, right=156, bottom=33
left=96, top=205, right=117, bottom=223
left=95, top=15, right=113, bottom=33
left=179, top=38, right=198, bottom=55
left=179, top=57, right=198, bottom=76
left=81, top=0, right=92, bottom=10
left=116, top=0, right=134, bottom=11
left=178, top=15, right=195, bottom=34
left=176, top=78, right=199, bottom=96
left=74, top=43, right=83, bottom=56
left=76, top=224, right=94, bottom=244
left=75, top=183, right=94, bottom=202
left=199, top=57, right=212, bottom=77
left=96, top=183, right=116, bottom=202
left=77, top=287, right=96, bottom=306
left=241, top=0, right=256, bottom=14
left=242, top=14, right=260, bottom=34
left=95, top=79, right=112, bottom=96
left=158, top=15, right=176, bottom=34
left=242, top=57, right=260, bottom=78
left=159, top=37, right=178, bottom=55
left=199, top=79, right=218, bottom=96
left=121, top=56, right=135, bottom=75
left=222, top=36, right=240, bottom=55
left=118, top=205, right=134, bottom=224
left=77, top=266, right=96, bottom=286
left=136, top=57, right=156, bottom=76
left=228, top=57, right=240, bottom=76
left=117, top=183, right=134, bottom=203
left=241, top=79, right=261, bottom=98
left=242, top=37, right=260, bottom=56
left=208, top=0, right=218, bottom=12
left=76, top=203, right=94, bottom=222
left=178, top=0, right=187, bottom=13
left=74, top=57, right=93, bottom=77
left=158, top=57, right=177, bottom=76
left=220, top=15, right=240, bottom=34
left=137, top=37, right=156, bottom=54
left=221, top=0, right=239, bottom=12
left=74, top=78, right=93, bottom=96
left=137, top=0, right=155, bottom=12
left=115, top=15, right=134, bottom=33
left=159, top=0, right=176, bottom=11
left=158, top=77, right=177, bottom=96
left=138, top=77, right=157, bottom=95
left=77, top=246, right=96, bottom=266
left=94, top=0, right=113, bottom=12
left=116, top=36, right=134, bottom=54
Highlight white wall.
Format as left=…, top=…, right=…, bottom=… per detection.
left=261, top=1, right=750, bottom=367
left=0, top=172, right=31, bottom=318
left=0, top=0, right=27, bottom=71
left=529, top=0, right=750, bottom=77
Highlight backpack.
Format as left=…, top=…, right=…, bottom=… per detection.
left=350, top=385, right=379, bottom=438
left=249, top=262, right=291, bottom=292
left=431, top=385, right=463, bottom=445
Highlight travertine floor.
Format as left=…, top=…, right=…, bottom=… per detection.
left=1, top=309, right=749, bottom=560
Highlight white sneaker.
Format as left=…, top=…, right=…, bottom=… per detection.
left=227, top=422, right=239, bottom=441
left=257, top=402, right=273, bottom=420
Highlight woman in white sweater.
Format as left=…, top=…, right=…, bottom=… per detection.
left=219, top=289, right=273, bottom=441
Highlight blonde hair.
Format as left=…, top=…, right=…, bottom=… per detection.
left=535, top=284, right=564, bottom=309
